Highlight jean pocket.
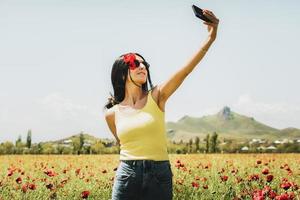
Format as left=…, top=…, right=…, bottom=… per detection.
left=116, top=162, right=135, bottom=181
left=153, top=162, right=173, bottom=183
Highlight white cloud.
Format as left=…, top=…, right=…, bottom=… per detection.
left=36, top=93, right=98, bottom=121
left=231, top=94, right=300, bottom=129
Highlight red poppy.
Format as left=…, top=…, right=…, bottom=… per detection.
left=16, top=177, right=22, bottom=184
left=248, top=174, right=260, bottom=181
left=44, top=169, right=57, bottom=177
left=21, top=184, right=28, bottom=193
left=191, top=181, right=199, bottom=188
left=266, top=174, right=274, bottom=182
left=75, top=168, right=81, bottom=176
left=28, top=183, right=36, bottom=190
left=262, top=168, right=269, bottom=175
left=81, top=190, right=90, bottom=199
left=220, top=175, right=228, bottom=182
left=256, top=160, right=262, bottom=164
left=275, top=193, right=290, bottom=200
left=280, top=182, right=291, bottom=190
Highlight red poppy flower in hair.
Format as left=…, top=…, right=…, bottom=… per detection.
left=123, top=53, right=137, bottom=70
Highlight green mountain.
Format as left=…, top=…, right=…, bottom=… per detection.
left=166, top=106, right=300, bottom=142
left=42, top=133, right=114, bottom=146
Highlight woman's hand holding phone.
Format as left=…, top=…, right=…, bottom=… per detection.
left=202, top=9, right=219, bottom=41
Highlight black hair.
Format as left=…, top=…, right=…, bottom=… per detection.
left=103, top=53, right=154, bottom=110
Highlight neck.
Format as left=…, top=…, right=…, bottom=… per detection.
left=124, top=82, right=145, bottom=105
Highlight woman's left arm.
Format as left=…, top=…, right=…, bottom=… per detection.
left=158, top=9, right=219, bottom=104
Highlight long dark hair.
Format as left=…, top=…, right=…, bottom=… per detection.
left=103, top=53, right=154, bottom=110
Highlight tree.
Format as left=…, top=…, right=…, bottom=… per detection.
left=1, top=141, right=14, bottom=154
left=72, top=137, right=80, bottom=155
left=79, top=132, right=85, bottom=154
left=205, top=134, right=210, bottom=153
left=195, top=136, right=200, bottom=153
left=189, top=138, right=193, bottom=153
left=26, top=129, right=32, bottom=149
left=91, top=140, right=105, bottom=154
left=210, top=132, right=218, bottom=153
left=15, top=135, right=24, bottom=154
left=16, top=135, right=22, bottom=146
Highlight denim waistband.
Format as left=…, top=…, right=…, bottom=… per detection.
left=120, top=160, right=169, bottom=168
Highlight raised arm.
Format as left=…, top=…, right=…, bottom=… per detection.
left=158, top=9, right=219, bottom=104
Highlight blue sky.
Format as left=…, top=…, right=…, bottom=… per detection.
left=0, top=0, right=299, bottom=143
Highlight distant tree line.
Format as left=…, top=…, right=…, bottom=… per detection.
left=1, top=130, right=299, bottom=155
left=0, top=130, right=120, bottom=155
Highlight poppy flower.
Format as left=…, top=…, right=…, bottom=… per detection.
left=266, top=174, right=274, bottom=182
left=44, top=169, right=57, bottom=177
left=220, top=175, right=228, bottom=182
left=16, top=177, right=22, bottom=184
left=81, top=190, right=90, bottom=199
left=280, top=182, right=291, bottom=190
left=21, top=184, right=28, bottom=193
left=262, top=168, right=269, bottom=175
left=28, top=183, right=36, bottom=190
left=191, top=181, right=199, bottom=188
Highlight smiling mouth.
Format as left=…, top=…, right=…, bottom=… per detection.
left=138, top=72, right=145, bottom=75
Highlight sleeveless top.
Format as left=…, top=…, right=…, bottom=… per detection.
left=113, top=89, right=169, bottom=161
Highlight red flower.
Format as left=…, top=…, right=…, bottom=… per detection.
left=248, top=174, right=260, bottom=181
left=220, top=175, right=228, bottom=182
left=81, top=190, right=90, bottom=199
left=44, top=169, right=57, bottom=177
left=275, top=193, right=290, bottom=200
left=16, top=177, right=22, bottom=184
left=191, top=181, right=199, bottom=188
left=75, top=168, right=81, bottom=176
left=123, top=53, right=137, bottom=70
left=21, top=184, right=28, bottom=193
left=28, top=183, right=36, bottom=190
left=280, top=182, right=291, bottom=190
left=262, top=168, right=269, bottom=175
left=256, top=160, right=262, bottom=164
left=266, top=174, right=274, bottom=182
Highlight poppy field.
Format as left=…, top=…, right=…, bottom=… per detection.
left=0, top=154, right=299, bottom=200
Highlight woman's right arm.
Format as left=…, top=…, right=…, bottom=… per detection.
left=104, top=108, right=120, bottom=145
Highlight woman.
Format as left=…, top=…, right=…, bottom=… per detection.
left=104, top=9, right=219, bottom=200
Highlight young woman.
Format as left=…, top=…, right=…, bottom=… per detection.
left=104, top=9, right=219, bottom=200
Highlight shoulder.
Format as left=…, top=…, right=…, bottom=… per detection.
left=149, top=84, right=166, bottom=112
left=149, top=85, right=160, bottom=102
left=104, top=105, right=117, bottom=123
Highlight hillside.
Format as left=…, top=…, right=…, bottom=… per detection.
left=166, top=106, right=300, bottom=142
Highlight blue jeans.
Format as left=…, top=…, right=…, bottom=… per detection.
left=111, top=160, right=173, bottom=200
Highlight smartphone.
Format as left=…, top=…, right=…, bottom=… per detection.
left=192, top=5, right=212, bottom=23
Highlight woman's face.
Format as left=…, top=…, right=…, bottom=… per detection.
left=126, top=55, right=148, bottom=86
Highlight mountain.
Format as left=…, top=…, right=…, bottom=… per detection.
left=41, top=133, right=114, bottom=145
left=166, top=106, right=300, bottom=142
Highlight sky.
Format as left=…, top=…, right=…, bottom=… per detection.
left=0, top=0, right=300, bottom=143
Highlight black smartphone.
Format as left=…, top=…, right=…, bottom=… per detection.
left=192, top=5, right=212, bottom=23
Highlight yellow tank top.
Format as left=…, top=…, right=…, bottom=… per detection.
left=113, top=89, right=169, bottom=161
